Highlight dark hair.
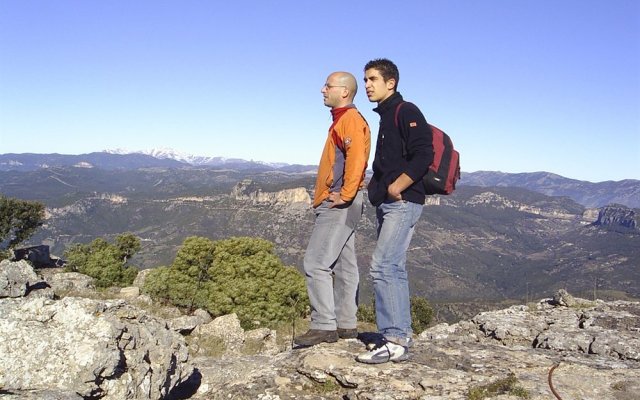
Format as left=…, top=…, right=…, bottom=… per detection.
left=364, top=58, right=399, bottom=90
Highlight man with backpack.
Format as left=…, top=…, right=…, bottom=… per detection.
left=294, top=71, right=371, bottom=347
left=356, top=58, right=434, bottom=364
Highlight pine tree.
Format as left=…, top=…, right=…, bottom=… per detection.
left=143, top=236, right=309, bottom=328
left=0, top=196, right=45, bottom=254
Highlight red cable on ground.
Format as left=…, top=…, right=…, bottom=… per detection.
left=548, top=362, right=563, bottom=400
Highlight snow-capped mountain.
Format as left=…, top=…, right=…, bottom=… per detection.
left=105, top=148, right=289, bottom=168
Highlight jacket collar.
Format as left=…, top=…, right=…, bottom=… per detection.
left=373, top=92, right=404, bottom=115
left=330, top=104, right=355, bottom=121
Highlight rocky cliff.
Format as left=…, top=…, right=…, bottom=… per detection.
left=594, top=205, right=638, bottom=231
left=231, top=179, right=311, bottom=207
left=1, top=260, right=639, bottom=399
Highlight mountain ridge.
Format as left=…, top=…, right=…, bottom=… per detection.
left=104, top=147, right=292, bottom=169
left=461, top=170, right=640, bottom=208
left=2, top=151, right=638, bottom=208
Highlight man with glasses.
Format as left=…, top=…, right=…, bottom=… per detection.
left=356, top=59, right=433, bottom=364
left=294, top=72, right=371, bottom=346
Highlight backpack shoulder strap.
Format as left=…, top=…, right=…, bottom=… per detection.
left=394, top=101, right=408, bottom=157
left=394, top=101, right=406, bottom=129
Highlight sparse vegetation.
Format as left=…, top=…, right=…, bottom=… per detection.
left=356, top=296, right=434, bottom=334
left=357, top=302, right=376, bottom=324
left=143, top=236, right=309, bottom=329
left=310, top=379, right=341, bottom=395
left=466, top=373, right=530, bottom=399
left=411, top=295, right=434, bottom=334
left=63, top=233, right=140, bottom=288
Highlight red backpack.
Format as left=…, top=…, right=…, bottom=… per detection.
left=395, top=102, right=461, bottom=195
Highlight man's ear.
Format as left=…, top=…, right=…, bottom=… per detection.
left=386, top=78, right=396, bottom=91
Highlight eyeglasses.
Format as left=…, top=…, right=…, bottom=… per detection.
left=323, top=83, right=346, bottom=89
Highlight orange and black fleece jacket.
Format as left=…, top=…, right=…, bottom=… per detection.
left=313, top=105, right=371, bottom=208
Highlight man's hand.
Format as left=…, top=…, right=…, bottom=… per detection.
left=387, top=173, right=414, bottom=202
left=328, top=192, right=346, bottom=208
left=387, top=184, right=403, bottom=201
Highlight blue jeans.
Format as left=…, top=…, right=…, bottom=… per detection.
left=303, top=191, right=363, bottom=330
left=371, top=200, right=423, bottom=344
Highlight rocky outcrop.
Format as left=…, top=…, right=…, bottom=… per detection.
left=47, top=271, right=95, bottom=293
left=466, top=191, right=581, bottom=220
left=594, top=205, right=638, bottom=231
left=0, top=261, right=192, bottom=399
left=0, top=295, right=191, bottom=399
left=0, top=259, right=41, bottom=298
left=582, top=207, right=600, bottom=222
left=10, top=245, right=64, bottom=268
left=45, top=194, right=128, bottom=220
left=232, top=179, right=311, bottom=207
left=168, top=308, right=213, bottom=334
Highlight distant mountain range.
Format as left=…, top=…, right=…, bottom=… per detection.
left=1, top=150, right=639, bottom=208
left=0, top=150, right=317, bottom=174
left=461, top=171, right=640, bottom=209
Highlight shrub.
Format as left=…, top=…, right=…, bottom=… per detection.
left=410, top=295, right=434, bottom=334
left=143, top=236, right=309, bottom=329
left=467, top=373, right=530, bottom=399
left=64, top=233, right=140, bottom=288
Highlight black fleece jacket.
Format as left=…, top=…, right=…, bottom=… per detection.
left=367, top=92, right=434, bottom=206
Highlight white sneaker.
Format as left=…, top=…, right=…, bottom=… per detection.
left=356, top=341, right=408, bottom=364
left=366, top=336, right=413, bottom=350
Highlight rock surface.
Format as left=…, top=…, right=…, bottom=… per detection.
left=1, top=259, right=638, bottom=400
left=47, top=271, right=95, bottom=293
left=0, top=259, right=40, bottom=298
left=188, top=299, right=640, bottom=400
left=0, top=295, right=191, bottom=399
left=0, top=267, right=193, bottom=400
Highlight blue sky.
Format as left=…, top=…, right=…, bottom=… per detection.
left=1, top=0, right=638, bottom=182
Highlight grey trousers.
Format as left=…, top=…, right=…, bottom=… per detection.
left=303, top=191, right=363, bottom=330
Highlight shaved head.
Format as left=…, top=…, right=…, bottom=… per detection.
left=331, top=71, right=358, bottom=101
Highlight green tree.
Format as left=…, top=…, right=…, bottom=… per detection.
left=0, top=195, right=45, bottom=254
left=143, top=236, right=309, bottom=329
left=116, top=232, right=141, bottom=263
left=64, top=233, right=140, bottom=288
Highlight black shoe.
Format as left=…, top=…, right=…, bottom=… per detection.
left=294, top=329, right=339, bottom=346
left=337, top=328, right=358, bottom=339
